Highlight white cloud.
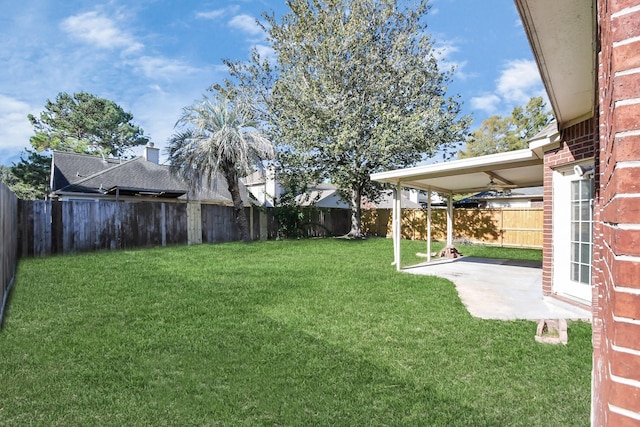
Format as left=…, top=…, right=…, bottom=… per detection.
left=496, top=59, right=543, bottom=104
left=435, top=40, right=459, bottom=59
left=434, top=39, right=471, bottom=80
left=253, top=44, right=276, bottom=61
left=61, top=11, right=143, bottom=54
left=229, top=14, right=264, bottom=36
left=470, top=59, right=546, bottom=116
left=0, top=94, right=35, bottom=164
left=197, top=6, right=240, bottom=20
left=132, top=56, right=201, bottom=81
left=470, top=94, right=501, bottom=114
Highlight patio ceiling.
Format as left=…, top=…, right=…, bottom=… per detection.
left=370, top=147, right=544, bottom=194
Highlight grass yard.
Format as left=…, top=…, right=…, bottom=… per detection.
left=1, top=238, right=591, bottom=426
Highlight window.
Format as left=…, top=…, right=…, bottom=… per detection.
left=570, top=178, right=593, bottom=284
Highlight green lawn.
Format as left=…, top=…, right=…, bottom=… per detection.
left=1, top=238, right=591, bottom=426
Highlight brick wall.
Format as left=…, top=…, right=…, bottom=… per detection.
left=593, top=0, right=640, bottom=425
left=541, top=118, right=597, bottom=296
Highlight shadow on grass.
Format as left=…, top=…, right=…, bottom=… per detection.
left=187, top=313, right=502, bottom=426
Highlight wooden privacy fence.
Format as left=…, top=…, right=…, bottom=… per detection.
left=362, top=207, right=543, bottom=248
left=18, top=200, right=352, bottom=257
left=19, top=200, right=190, bottom=257
left=16, top=200, right=542, bottom=257
left=1, top=182, right=18, bottom=325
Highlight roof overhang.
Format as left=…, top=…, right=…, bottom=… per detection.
left=515, top=0, right=597, bottom=129
left=370, top=148, right=543, bottom=194
left=107, top=186, right=187, bottom=198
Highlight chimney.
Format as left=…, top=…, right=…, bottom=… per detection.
left=143, top=142, right=159, bottom=164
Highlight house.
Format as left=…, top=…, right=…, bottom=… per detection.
left=244, top=168, right=444, bottom=210
left=50, top=143, right=250, bottom=205
left=362, top=188, right=447, bottom=210
left=243, top=167, right=281, bottom=207
left=243, top=169, right=350, bottom=208
left=297, top=183, right=351, bottom=209
left=454, top=186, right=543, bottom=209
left=372, top=1, right=639, bottom=423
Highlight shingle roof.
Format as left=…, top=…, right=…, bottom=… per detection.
left=51, top=151, right=250, bottom=204
left=467, top=186, right=543, bottom=200
left=454, top=186, right=543, bottom=206
left=51, top=151, right=123, bottom=191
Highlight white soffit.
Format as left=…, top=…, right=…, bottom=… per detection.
left=516, top=0, right=596, bottom=128
left=370, top=149, right=543, bottom=194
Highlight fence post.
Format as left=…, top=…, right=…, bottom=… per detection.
left=260, top=209, right=268, bottom=240
left=250, top=205, right=255, bottom=240
left=187, top=201, right=202, bottom=245
left=0, top=182, right=18, bottom=327
left=161, top=203, right=167, bottom=247
left=500, top=209, right=504, bottom=247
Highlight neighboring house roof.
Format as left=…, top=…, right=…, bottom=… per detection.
left=297, top=183, right=351, bottom=209
left=455, top=186, right=543, bottom=207
left=50, top=151, right=250, bottom=204
left=362, top=190, right=423, bottom=209
left=51, top=151, right=124, bottom=192
left=529, top=120, right=559, bottom=141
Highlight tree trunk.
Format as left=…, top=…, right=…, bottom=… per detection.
left=223, top=168, right=252, bottom=242
left=347, top=187, right=363, bottom=238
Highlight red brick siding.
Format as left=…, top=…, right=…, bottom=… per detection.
left=611, top=8, right=640, bottom=42
left=613, top=320, right=640, bottom=351
left=541, top=118, right=597, bottom=296
left=594, top=0, right=640, bottom=424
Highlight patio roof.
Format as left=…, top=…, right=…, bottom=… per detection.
left=370, top=147, right=544, bottom=194
left=370, top=120, right=560, bottom=195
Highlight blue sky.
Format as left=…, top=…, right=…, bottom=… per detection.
left=0, top=0, right=546, bottom=166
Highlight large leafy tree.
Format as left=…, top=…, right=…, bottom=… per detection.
left=459, top=97, right=552, bottom=158
left=167, top=94, right=273, bottom=242
left=219, top=0, right=470, bottom=237
left=28, top=91, right=148, bottom=157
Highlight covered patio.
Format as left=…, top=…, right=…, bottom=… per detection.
left=370, top=134, right=555, bottom=270
left=367, top=128, right=595, bottom=320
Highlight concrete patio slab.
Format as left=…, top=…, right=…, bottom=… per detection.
left=404, top=257, right=591, bottom=321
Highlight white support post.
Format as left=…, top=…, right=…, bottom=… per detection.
left=427, top=189, right=432, bottom=262
left=446, top=193, right=453, bottom=247
left=391, top=186, right=397, bottom=266
left=393, top=182, right=402, bottom=270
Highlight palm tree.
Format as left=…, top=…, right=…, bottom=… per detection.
left=168, top=94, right=273, bottom=242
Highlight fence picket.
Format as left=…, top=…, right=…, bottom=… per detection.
left=16, top=200, right=544, bottom=257
left=0, top=182, right=18, bottom=326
